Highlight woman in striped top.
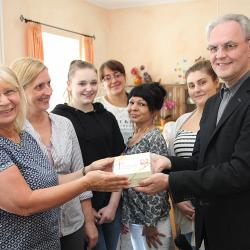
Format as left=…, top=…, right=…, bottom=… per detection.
left=173, top=130, right=197, bottom=158
left=163, top=60, right=219, bottom=249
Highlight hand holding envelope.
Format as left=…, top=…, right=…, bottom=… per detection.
left=113, top=152, right=152, bottom=187
left=135, top=153, right=171, bottom=194
left=150, top=153, right=172, bottom=173
left=113, top=152, right=171, bottom=192
left=135, top=173, right=169, bottom=194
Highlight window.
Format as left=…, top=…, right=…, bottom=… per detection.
left=42, top=32, right=81, bottom=110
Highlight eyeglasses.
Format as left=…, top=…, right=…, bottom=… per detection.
left=207, top=40, right=249, bottom=54
left=102, top=72, right=123, bottom=82
left=0, top=88, right=18, bottom=97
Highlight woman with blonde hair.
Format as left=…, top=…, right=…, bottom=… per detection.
left=0, top=64, right=128, bottom=250
left=52, top=60, right=125, bottom=250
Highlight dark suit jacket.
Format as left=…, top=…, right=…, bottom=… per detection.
left=168, top=75, right=250, bottom=249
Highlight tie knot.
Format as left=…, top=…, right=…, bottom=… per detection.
left=220, top=86, right=230, bottom=99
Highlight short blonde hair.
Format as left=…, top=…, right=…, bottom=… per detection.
left=0, top=65, right=26, bottom=132
left=10, top=57, right=47, bottom=88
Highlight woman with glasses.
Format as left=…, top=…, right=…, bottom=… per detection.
left=96, top=60, right=133, bottom=144
left=0, top=64, right=128, bottom=250
left=52, top=60, right=125, bottom=250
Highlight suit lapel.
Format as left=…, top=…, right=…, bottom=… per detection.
left=213, top=96, right=241, bottom=135
left=206, top=77, right=250, bottom=148
left=199, top=94, right=221, bottom=160
left=204, top=95, right=221, bottom=138
left=198, top=77, right=250, bottom=166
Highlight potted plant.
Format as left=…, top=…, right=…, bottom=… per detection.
left=160, top=99, right=176, bottom=126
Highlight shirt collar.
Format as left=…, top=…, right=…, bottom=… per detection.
left=220, top=70, right=250, bottom=99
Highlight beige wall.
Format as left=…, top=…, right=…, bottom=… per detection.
left=106, top=0, right=250, bottom=84
left=2, top=0, right=250, bottom=84
left=2, top=0, right=108, bottom=68
left=0, top=0, right=4, bottom=64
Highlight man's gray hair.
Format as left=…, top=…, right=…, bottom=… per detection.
left=206, top=14, right=250, bottom=40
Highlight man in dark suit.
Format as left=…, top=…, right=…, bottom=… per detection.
left=136, top=14, right=250, bottom=249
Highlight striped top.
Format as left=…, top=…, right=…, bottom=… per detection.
left=173, top=129, right=197, bottom=158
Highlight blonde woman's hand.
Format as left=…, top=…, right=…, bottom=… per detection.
left=84, top=220, right=98, bottom=248
left=85, top=157, right=114, bottom=173
left=84, top=170, right=129, bottom=192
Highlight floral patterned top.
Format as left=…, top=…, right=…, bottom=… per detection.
left=122, top=128, right=170, bottom=227
left=0, top=131, right=60, bottom=250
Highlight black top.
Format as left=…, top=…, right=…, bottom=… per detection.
left=52, top=102, right=125, bottom=210
left=168, top=74, right=250, bottom=249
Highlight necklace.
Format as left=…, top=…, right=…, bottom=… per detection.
left=10, top=134, right=21, bottom=144
left=128, top=125, right=155, bottom=147
left=0, top=130, right=21, bottom=144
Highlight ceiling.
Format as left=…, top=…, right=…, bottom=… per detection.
left=85, top=0, right=198, bottom=9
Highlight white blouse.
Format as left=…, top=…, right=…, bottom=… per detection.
left=25, top=113, right=92, bottom=237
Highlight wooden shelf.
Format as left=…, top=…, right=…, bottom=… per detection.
left=164, top=84, right=187, bottom=121
left=161, top=84, right=196, bottom=123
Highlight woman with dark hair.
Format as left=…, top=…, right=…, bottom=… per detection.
left=122, top=83, right=174, bottom=250
left=52, top=60, right=125, bottom=250
left=96, top=60, right=133, bottom=144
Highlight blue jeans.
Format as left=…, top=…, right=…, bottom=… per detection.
left=94, top=205, right=121, bottom=250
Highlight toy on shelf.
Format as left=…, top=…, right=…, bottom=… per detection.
left=139, top=65, right=153, bottom=83
left=131, top=67, right=142, bottom=85
left=130, top=65, right=153, bottom=85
